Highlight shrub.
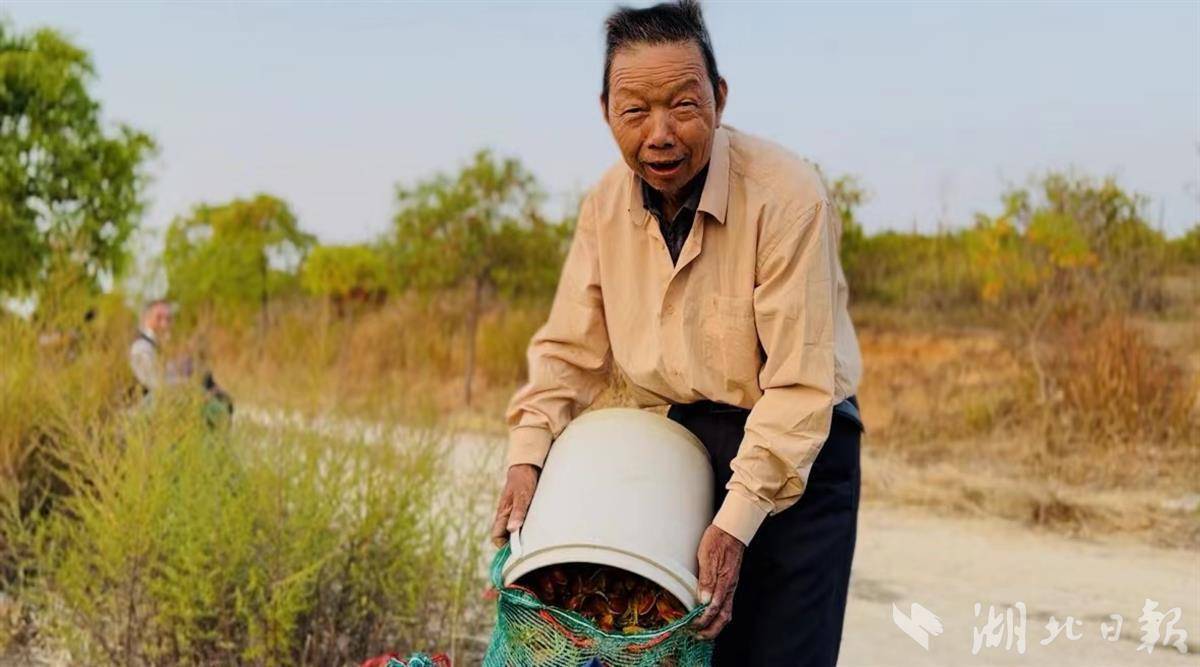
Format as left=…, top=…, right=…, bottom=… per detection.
left=1, top=297, right=136, bottom=582
left=300, top=244, right=389, bottom=308
left=1042, top=314, right=1195, bottom=450
left=1170, top=224, right=1200, bottom=266
left=1, top=313, right=495, bottom=666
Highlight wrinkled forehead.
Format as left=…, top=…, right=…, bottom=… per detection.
left=608, top=41, right=710, bottom=97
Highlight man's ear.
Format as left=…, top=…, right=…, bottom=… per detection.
left=599, top=93, right=610, bottom=125
left=715, top=78, right=728, bottom=124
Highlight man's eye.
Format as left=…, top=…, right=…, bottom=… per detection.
left=622, top=107, right=644, bottom=116
left=676, top=100, right=697, bottom=108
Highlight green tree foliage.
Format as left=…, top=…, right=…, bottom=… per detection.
left=837, top=171, right=1175, bottom=316
left=825, top=172, right=867, bottom=267
left=965, top=173, right=1166, bottom=309
left=386, top=150, right=571, bottom=404
left=848, top=230, right=975, bottom=309
left=1169, top=223, right=1200, bottom=266
left=0, top=22, right=155, bottom=298
left=300, top=243, right=387, bottom=304
left=966, top=192, right=1097, bottom=308
left=961, top=173, right=1182, bottom=426
left=164, top=194, right=315, bottom=326
left=825, top=169, right=974, bottom=310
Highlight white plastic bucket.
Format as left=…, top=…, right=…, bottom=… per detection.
left=503, top=408, right=713, bottom=608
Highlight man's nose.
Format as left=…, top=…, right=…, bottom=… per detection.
left=645, top=110, right=676, bottom=150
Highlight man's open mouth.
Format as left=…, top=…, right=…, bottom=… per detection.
left=644, top=158, right=685, bottom=177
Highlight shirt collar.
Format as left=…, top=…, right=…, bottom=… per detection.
left=641, top=165, right=706, bottom=225
left=628, top=125, right=731, bottom=226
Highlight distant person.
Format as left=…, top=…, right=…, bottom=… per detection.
left=130, top=299, right=232, bottom=423
left=130, top=299, right=189, bottom=400
left=493, top=2, right=863, bottom=665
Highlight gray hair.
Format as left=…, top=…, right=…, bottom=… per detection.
left=601, top=0, right=722, bottom=106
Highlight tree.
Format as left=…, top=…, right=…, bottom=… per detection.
left=967, top=174, right=1165, bottom=310
left=963, top=174, right=1170, bottom=410
left=300, top=244, right=388, bottom=312
left=1037, top=173, right=1166, bottom=309
left=0, top=22, right=155, bottom=299
left=164, top=195, right=314, bottom=327
left=387, top=150, right=571, bottom=405
left=1169, top=224, right=1200, bottom=266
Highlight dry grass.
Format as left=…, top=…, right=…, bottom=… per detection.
left=204, top=294, right=546, bottom=423
left=862, top=447, right=1200, bottom=549
left=188, top=281, right=1199, bottom=547
left=857, top=316, right=1197, bottom=476
left=1045, top=314, right=1195, bottom=450
left=855, top=324, right=1023, bottom=447
left=854, top=311, right=1198, bottom=547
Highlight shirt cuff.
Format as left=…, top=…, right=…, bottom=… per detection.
left=506, top=425, right=553, bottom=469
left=712, top=489, right=771, bottom=546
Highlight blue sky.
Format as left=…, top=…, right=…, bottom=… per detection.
left=7, top=1, right=1199, bottom=242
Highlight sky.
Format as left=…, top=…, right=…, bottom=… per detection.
left=7, top=1, right=1200, bottom=244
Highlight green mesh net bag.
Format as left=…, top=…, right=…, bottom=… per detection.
left=483, top=544, right=713, bottom=667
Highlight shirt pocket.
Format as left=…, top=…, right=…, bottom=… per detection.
left=700, top=294, right=760, bottom=390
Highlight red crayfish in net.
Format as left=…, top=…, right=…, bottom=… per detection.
left=516, top=563, right=688, bottom=634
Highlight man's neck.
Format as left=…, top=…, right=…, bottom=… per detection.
left=646, top=165, right=708, bottom=223
left=661, top=195, right=686, bottom=223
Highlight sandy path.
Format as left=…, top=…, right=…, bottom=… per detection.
left=843, top=504, right=1198, bottom=666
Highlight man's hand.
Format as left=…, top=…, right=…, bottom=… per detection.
left=691, top=524, right=745, bottom=640
left=491, top=464, right=540, bottom=547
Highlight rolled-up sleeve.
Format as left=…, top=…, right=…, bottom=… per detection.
left=712, top=199, right=839, bottom=545
left=504, top=195, right=612, bottom=469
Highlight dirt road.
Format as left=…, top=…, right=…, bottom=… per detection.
left=842, top=504, right=1198, bottom=666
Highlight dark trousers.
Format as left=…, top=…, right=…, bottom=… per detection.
left=667, top=399, right=862, bottom=667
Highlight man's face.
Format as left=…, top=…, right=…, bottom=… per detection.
left=145, top=303, right=172, bottom=338
left=603, top=41, right=726, bottom=199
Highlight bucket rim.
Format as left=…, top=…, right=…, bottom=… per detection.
left=566, top=407, right=710, bottom=463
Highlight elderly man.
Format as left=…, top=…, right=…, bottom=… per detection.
left=492, top=1, right=863, bottom=664
left=130, top=300, right=232, bottom=422
left=130, top=299, right=191, bottom=402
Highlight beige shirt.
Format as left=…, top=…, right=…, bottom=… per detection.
left=505, top=125, right=863, bottom=545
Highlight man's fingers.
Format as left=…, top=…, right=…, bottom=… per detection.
left=692, top=592, right=723, bottom=631
left=698, top=597, right=735, bottom=640
left=693, top=556, right=740, bottom=634
left=691, top=575, right=724, bottom=630
left=692, top=535, right=718, bottom=629
left=506, top=492, right=530, bottom=532
left=491, top=495, right=512, bottom=547
left=490, top=517, right=510, bottom=546
left=696, top=547, right=715, bottom=604
left=698, top=571, right=737, bottom=639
